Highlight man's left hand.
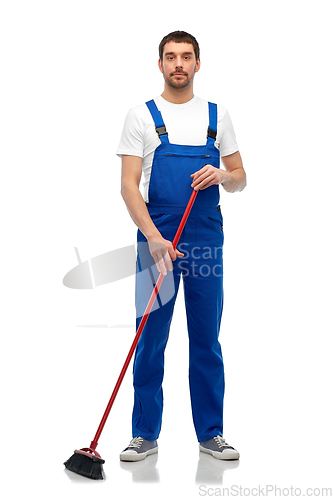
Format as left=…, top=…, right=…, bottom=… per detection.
left=190, top=164, right=228, bottom=191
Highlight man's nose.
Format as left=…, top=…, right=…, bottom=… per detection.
left=175, top=57, right=183, bottom=68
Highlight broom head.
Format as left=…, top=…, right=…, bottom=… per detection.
left=64, top=448, right=105, bottom=480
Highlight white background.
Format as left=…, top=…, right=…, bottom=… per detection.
left=1, top=0, right=332, bottom=498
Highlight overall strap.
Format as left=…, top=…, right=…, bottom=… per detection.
left=146, top=99, right=169, bottom=144
left=207, top=102, right=218, bottom=145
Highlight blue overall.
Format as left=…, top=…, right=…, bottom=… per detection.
left=132, top=99, right=225, bottom=443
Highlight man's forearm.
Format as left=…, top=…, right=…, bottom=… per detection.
left=221, top=168, right=247, bottom=193
left=121, top=183, right=161, bottom=241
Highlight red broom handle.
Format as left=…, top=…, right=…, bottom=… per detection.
left=90, top=189, right=198, bottom=450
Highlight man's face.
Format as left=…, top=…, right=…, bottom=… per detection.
left=158, top=41, right=200, bottom=90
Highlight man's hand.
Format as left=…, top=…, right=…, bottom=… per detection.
left=190, top=164, right=228, bottom=191
left=191, top=152, right=246, bottom=193
left=148, top=236, right=184, bottom=276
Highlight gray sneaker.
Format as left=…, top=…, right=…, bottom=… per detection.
left=120, top=437, right=158, bottom=462
left=199, top=435, right=240, bottom=460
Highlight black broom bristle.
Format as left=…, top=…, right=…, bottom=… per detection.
left=64, top=451, right=105, bottom=480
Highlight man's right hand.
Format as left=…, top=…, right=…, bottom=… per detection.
left=148, top=236, right=184, bottom=276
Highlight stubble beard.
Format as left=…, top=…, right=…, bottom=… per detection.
left=164, top=71, right=194, bottom=90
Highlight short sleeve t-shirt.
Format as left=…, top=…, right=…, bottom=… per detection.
left=116, top=95, right=239, bottom=202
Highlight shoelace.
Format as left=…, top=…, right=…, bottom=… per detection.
left=214, top=436, right=229, bottom=448
left=127, top=437, right=143, bottom=449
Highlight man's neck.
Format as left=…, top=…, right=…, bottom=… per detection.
left=161, top=84, right=194, bottom=104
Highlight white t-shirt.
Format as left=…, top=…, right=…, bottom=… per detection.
left=116, top=95, right=239, bottom=202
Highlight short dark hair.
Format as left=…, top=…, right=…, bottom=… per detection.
left=159, top=31, right=200, bottom=61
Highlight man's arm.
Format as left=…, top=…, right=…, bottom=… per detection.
left=120, top=155, right=184, bottom=275
left=190, top=151, right=246, bottom=193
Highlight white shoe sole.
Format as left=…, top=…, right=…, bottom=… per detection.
left=120, top=446, right=158, bottom=462
left=199, top=445, right=240, bottom=460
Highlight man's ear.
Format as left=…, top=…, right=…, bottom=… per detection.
left=195, top=58, right=201, bottom=73
left=158, top=58, right=163, bottom=73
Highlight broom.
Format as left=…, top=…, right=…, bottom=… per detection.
left=64, top=188, right=198, bottom=479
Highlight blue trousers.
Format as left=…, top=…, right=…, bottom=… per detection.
left=132, top=209, right=225, bottom=443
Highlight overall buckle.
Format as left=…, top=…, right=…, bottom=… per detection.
left=207, top=128, right=217, bottom=140
left=156, top=126, right=168, bottom=137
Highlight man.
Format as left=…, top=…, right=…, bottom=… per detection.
left=117, top=31, right=246, bottom=462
